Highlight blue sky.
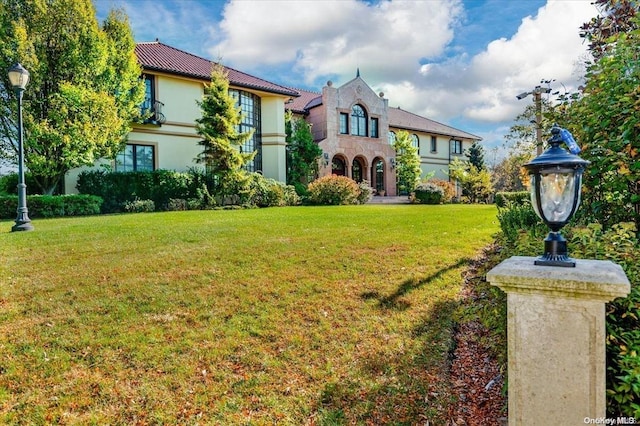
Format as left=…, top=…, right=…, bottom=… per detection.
left=94, top=0, right=598, bottom=163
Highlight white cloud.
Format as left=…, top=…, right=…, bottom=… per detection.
left=212, top=0, right=463, bottom=84
left=413, top=0, right=596, bottom=123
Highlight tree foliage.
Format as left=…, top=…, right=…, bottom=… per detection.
left=466, top=141, right=486, bottom=171
left=566, top=14, right=640, bottom=229
left=449, top=157, right=493, bottom=203
left=195, top=63, right=254, bottom=204
left=285, top=110, right=321, bottom=192
left=0, top=0, right=144, bottom=194
left=392, top=130, right=421, bottom=195
left=580, top=0, right=638, bottom=61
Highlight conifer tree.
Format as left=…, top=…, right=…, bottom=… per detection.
left=195, top=63, right=254, bottom=203
left=392, top=130, right=422, bottom=195
left=467, top=141, right=486, bottom=171
left=285, top=110, right=321, bottom=192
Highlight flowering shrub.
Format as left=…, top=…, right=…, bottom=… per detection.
left=307, top=175, right=362, bottom=205
left=413, top=182, right=444, bottom=204
left=356, top=180, right=374, bottom=204
left=429, top=178, right=456, bottom=203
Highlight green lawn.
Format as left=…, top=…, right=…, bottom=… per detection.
left=0, top=205, right=498, bottom=425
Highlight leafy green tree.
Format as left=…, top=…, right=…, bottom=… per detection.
left=285, top=110, right=321, bottom=193
left=0, top=0, right=145, bottom=194
left=449, top=157, right=493, bottom=203
left=566, top=15, right=640, bottom=229
left=195, top=63, right=254, bottom=204
left=392, top=130, right=421, bottom=195
left=491, top=150, right=534, bottom=192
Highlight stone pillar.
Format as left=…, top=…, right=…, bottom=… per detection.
left=486, top=256, right=630, bottom=426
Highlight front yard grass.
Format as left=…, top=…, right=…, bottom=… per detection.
left=0, top=204, right=498, bottom=425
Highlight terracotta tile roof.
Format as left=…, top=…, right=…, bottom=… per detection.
left=388, top=107, right=482, bottom=141
left=285, top=88, right=322, bottom=114
left=135, top=41, right=298, bottom=97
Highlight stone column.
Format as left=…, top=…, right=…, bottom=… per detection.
left=486, top=256, right=630, bottom=426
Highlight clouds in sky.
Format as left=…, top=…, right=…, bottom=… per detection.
left=211, top=0, right=595, bottom=126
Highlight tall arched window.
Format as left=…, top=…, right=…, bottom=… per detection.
left=230, top=89, right=261, bottom=173
left=350, top=104, right=367, bottom=136
left=388, top=131, right=396, bottom=145
left=411, top=134, right=420, bottom=150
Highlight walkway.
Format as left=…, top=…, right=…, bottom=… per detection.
left=367, top=196, right=411, bottom=204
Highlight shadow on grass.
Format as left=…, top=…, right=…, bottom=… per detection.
left=360, top=257, right=472, bottom=310
left=316, top=298, right=461, bottom=424
left=316, top=261, right=476, bottom=423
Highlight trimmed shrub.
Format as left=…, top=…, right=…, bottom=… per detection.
left=248, top=174, right=300, bottom=207
left=495, top=191, right=529, bottom=208
left=0, top=173, right=43, bottom=195
left=0, top=194, right=102, bottom=219
left=413, top=182, right=444, bottom=204
left=77, top=169, right=203, bottom=213
left=307, top=175, right=361, bottom=205
left=123, top=198, right=155, bottom=213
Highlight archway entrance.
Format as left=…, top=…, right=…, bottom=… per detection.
left=352, top=157, right=365, bottom=183
left=332, top=156, right=346, bottom=176
left=372, top=157, right=385, bottom=193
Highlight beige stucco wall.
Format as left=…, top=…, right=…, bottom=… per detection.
left=64, top=72, right=289, bottom=194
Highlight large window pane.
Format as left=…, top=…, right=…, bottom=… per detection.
left=115, top=144, right=155, bottom=172
left=230, top=89, right=262, bottom=173
left=350, top=104, right=366, bottom=136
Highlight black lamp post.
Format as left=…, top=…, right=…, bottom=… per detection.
left=523, top=125, right=589, bottom=267
left=8, top=63, right=33, bottom=232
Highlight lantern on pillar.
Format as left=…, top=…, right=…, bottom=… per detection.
left=523, top=125, right=589, bottom=267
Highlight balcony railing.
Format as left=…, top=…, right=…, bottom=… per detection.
left=141, top=100, right=166, bottom=125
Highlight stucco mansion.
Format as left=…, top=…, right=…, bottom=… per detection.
left=66, top=42, right=481, bottom=196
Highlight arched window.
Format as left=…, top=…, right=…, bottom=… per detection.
left=350, top=104, right=367, bottom=136
left=388, top=131, right=396, bottom=145
left=411, top=134, right=420, bottom=150
left=352, top=158, right=364, bottom=182
left=332, top=156, right=346, bottom=176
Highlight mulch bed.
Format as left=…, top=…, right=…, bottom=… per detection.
left=447, top=247, right=508, bottom=426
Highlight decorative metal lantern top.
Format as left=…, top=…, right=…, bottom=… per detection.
left=523, top=125, right=589, bottom=267
left=8, top=63, right=29, bottom=91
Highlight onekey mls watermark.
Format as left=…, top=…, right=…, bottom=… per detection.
left=584, top=418, right=637, bottom=425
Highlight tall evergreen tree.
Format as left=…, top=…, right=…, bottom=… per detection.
left=392, top=130, right=421, bottom=195
left=285, top=110, right=321, bottom=192
left=0, top=0, right=144, bottom=194
left=467, top=141, right=486, bottom=171
left=195, top=63, right=254, bottom=203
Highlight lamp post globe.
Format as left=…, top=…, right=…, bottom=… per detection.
left=523, top=125, right=589, bottom=267
left=8, top=63, right=33, bottom=232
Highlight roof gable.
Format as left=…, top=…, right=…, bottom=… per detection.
left=135, top=42, right=298, bottom=97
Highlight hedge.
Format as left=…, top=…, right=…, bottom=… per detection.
left=495, top=191, right=529, bottom=208
left=0, top=194, right=103, bottom=219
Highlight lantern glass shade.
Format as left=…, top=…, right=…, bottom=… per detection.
left=8, top=63, right=29, bottom=90
left=530, top=167, right=582, bottom=227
